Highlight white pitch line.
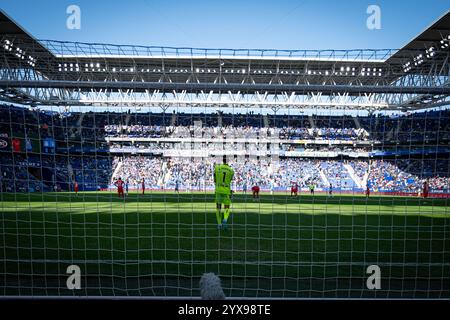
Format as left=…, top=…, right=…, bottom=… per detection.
left=3, top=259, right=450, bottom=267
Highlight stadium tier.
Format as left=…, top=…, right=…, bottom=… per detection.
left=1, top=103, right=449, bottom=195
left=0, top=8, right=450, bottom=300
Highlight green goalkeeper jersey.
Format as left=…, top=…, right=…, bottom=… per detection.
left=214, top=164, right=234, bottom=195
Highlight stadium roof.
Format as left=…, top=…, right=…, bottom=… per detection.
left=386, top=10, right=450, bottom=69
left=0, top=9, right=449, bottom=111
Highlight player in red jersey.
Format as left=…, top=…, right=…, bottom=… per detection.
left=74, top=181, right=78, bottom=195
left=141, top=178, right=145, bottom=195
left=251, top=184, right=260, bottom=200
left=422, top=179, right=429, bottom=198
left=115, top=177, right=125, bottom=198
left=290, top=182, right=298, bottom=197
left=365, top=185, right=370, bottom=198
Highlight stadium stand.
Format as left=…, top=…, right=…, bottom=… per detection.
left=1, top=103, right=449, bottom=194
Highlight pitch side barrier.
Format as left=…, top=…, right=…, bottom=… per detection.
left=376, top=191, right=450, bottom=198
left=101, top=186, right=450, bottom=198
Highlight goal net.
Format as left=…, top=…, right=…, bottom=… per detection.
left=1, top=102, right=449, bottom=298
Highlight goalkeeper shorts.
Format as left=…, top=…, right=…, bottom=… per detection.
left=215, top=192, right=231, bottom=205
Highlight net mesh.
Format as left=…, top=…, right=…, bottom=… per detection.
left=0, top=102, right=449, bottom=298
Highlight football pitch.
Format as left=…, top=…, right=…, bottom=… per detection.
left=1, top=191, right=449, bottom=298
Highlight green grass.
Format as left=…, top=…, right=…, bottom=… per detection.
left=1, top=191, right=449, bottom=298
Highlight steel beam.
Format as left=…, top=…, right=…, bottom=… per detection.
left=0, top=80, right=449, bottom=95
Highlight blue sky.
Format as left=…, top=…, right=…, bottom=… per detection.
left=1, top=0, right=449, bottom=50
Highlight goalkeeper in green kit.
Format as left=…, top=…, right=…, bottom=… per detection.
left=214, top=155, right=235, bottom=230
